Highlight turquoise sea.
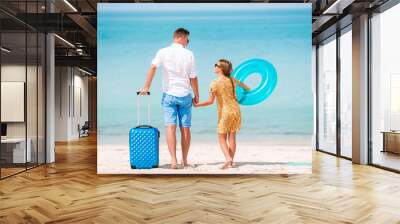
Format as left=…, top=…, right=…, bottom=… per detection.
left=97, top=3, right=313, bottom=145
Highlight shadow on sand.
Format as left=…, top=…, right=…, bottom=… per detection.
left=156, top=161, right=310, bottom=169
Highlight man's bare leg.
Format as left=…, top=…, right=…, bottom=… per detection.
left=166, top=125, right=178, bottom=169
left=180, top=127, right=191, bottom=167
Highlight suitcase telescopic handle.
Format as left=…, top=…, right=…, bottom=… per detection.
left=135, top=125, right=153, bottom=128
left=136, top=91, right=151, bottom=125
left=136, top=91, right=150, bottom=95
left=135, top=125, right=160, bottom=138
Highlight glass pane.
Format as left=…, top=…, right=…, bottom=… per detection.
left=38, top=33, right=45, bottom=165
left=318, top=37, right=337, bottom=154
left=340, top=29, right=352, bottom=158
left=27, top=31, right=38, bottom=169
left=1, top=31, right=27, bottom=177
left=371, top=5, right=400, bottom=171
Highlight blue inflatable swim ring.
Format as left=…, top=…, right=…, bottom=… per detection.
left=232, top=58, right=278, bottom=106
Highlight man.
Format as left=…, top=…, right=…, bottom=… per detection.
left=139, top=28, right=199, bottom=169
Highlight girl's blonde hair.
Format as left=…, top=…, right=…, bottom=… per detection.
left=218, top=59, right=233, bottom=77
left=218, top=59, right=236, bottom=97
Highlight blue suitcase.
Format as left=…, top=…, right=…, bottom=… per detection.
left=129, top=92, right=160, bottom=169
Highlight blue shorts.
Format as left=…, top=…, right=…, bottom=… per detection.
left=161, top=93, right=192, bottom=128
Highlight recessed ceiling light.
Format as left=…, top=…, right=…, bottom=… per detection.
left=63, top=0, right=78, bottom=12
left=78, top=67, right=93, bottom=76
left=54, top=34, right=75, bottom=48
left=323, top=0, right=354, bottom=15
left=1, top=47, right=11, bottom=53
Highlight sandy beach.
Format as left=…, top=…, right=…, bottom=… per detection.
left=97, top=139, right=312, bottom=174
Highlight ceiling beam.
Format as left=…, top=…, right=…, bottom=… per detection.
left=55, top=55, right=96, bottom=73
left=67, top=13, right=97, bottom=46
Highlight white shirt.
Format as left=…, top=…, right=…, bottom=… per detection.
left=151, top=43, right=197, bottom=97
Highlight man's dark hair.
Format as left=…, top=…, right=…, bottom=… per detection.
left=174, top=28, right=190, bottom=38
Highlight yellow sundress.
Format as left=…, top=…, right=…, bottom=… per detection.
left=209, top=76, right=242, bottom=134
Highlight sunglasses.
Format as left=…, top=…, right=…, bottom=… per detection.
left=214, top=63, right=220, bottom=68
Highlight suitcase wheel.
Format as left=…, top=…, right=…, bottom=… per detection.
left=152, top=165, right=158, bottom=168
left=131, top=165, right=136, bottom=169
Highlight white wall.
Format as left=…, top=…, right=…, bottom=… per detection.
left=1, top=63, right=46, bottom=163
left=1, top=65, right=26, bottom=135
left=1, top=65, right=40, bottom=137
left=55, top=66, right=69, bottom=141
left=55, top=67, right=89, bottom=141
left=72, top=73, right=89, bottom=137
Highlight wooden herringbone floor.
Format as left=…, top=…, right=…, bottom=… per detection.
left=1, top=135, right=400, bottom=224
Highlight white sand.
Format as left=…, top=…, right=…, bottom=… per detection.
left=97, top=140, right=312, bottom=174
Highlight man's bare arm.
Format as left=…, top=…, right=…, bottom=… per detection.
left=190, top=77, right=199, bottom=103
left=140, top=65, right=157, bottom=93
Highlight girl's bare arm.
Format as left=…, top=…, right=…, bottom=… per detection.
left=233, top=78, right=251, bottom=91
left=194, top=93, right=215, bottom=107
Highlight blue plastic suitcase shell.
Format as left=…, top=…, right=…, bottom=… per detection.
left=129, top=126, right=160, bottom=169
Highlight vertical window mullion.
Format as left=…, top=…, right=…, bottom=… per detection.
left=316, top=45, right=320, bottom=150
left=36, top=0, right=39, bottom=167
left=25, top=0, right=28, bottom=171
left=367, top=11, right=373, bottom=165
left=336, top=28, right=341, bottom=157
left=0, top=20, right=2, bottom=179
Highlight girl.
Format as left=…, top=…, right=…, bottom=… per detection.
left=194, top=59, right=250, bottom=169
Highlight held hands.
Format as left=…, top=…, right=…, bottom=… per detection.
left=193, top=94, right=215, bottom=107
left=192, top=95, right=200, bottom=107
